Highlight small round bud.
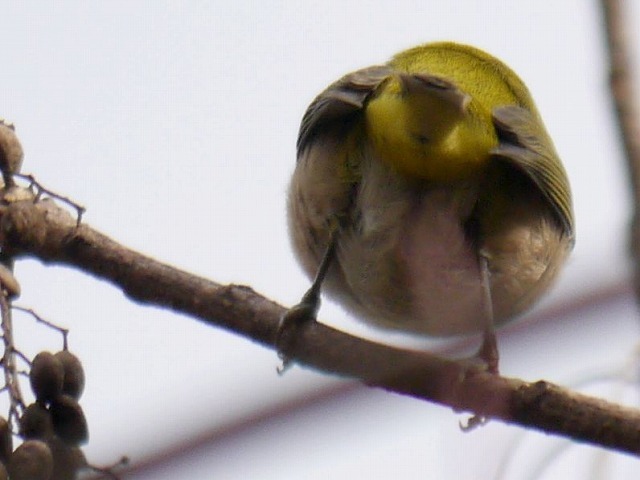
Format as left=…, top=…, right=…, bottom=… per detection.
left=54, top=350, right=85, bottom=400
left=20, top=403, right=54, bottom=440
left=8, top=440, right=53, bottom=480
left=48, top=437, right=87, bottom=480
left=50, top=395, right=88, bottom=446
left=0, top=417, right=12, bottom=463
left=30, top=352, right=65, bottom=403
left=0, top=120, right=23, bottom=176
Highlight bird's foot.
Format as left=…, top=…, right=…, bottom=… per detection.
left=457, top=329, right=500, bottom=430
left=276, top=289, right=320, bottom=374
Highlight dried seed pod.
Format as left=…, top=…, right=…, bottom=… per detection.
left=0, top=264, right=20, bottom=299
left=30, top=352, right=64, bottom=403
left=48, top=437, right=87, bottom=480
left=20, top=403, right=54, bottom=440
left=8, top=440, right=53, bottom=480
left=50, top=395, right=88, bottom=446
left=54, top=350, right=85, bottom=400
left=0, top=120, right=23, bottom=176
left=0, top=417, right=11, bottom=463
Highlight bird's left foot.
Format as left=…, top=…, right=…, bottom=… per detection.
left=276, top=288, right=321, bottom=373
left=457, top=329, right=500, bottom=430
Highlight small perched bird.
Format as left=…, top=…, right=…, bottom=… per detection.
left=284, top=42, right=574, bottom=372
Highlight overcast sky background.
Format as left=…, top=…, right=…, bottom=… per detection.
left=1, top=2, right=640, bottom=479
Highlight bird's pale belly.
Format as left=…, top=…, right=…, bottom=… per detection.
left=397, top=190, right=486, bottom=335
left=288, top=144, right=569, bottom=338
left=328, top=187, right=484, bottom=336
left=322, top=186, right=566, bottom=337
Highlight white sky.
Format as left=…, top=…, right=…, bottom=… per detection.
left=1, top=1, right=639, bottom=479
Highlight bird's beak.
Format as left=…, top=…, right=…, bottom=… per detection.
left=399, top=73, right=471, bottom=114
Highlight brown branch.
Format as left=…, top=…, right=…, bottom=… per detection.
left=0, top=197, right=639, bottom=456
left=601, top=0, right=640, bottom=300
left=0, top=286, right=25, bottom=427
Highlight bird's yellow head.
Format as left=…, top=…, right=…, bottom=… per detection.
left=364, top=42, right=538, bottom=184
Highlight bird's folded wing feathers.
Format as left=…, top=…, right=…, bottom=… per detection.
left=491, top=105, right=574, bottom=239
left=297, top=65, right=393, bottom=156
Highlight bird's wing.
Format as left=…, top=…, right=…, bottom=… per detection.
left=297, top=65, right=393, bottom=157
left=491, top=105, right=574, bottom=240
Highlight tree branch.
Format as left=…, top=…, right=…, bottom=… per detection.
left=0, top=196, right=639, bottom=455
left=601, top=0, right=640, bottom=300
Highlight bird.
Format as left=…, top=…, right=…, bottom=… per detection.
left=282, top=42, right=574, bottom=373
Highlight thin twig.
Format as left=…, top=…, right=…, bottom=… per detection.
left=85, top=455, right=129, bottom=480
left=0, top=292, right=24, bottom=428
left=12, top=306, right=69, bottom=349
left=12, top=172, right=86, bottom=226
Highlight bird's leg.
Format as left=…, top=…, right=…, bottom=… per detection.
left=476, top=253, right=499, bottom=374
left=276, top=227, right=339, bottom=372
left=459, top=254, right=499, bottom=431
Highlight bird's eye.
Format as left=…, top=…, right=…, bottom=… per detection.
left=412, top=133, right=430, bottom=144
